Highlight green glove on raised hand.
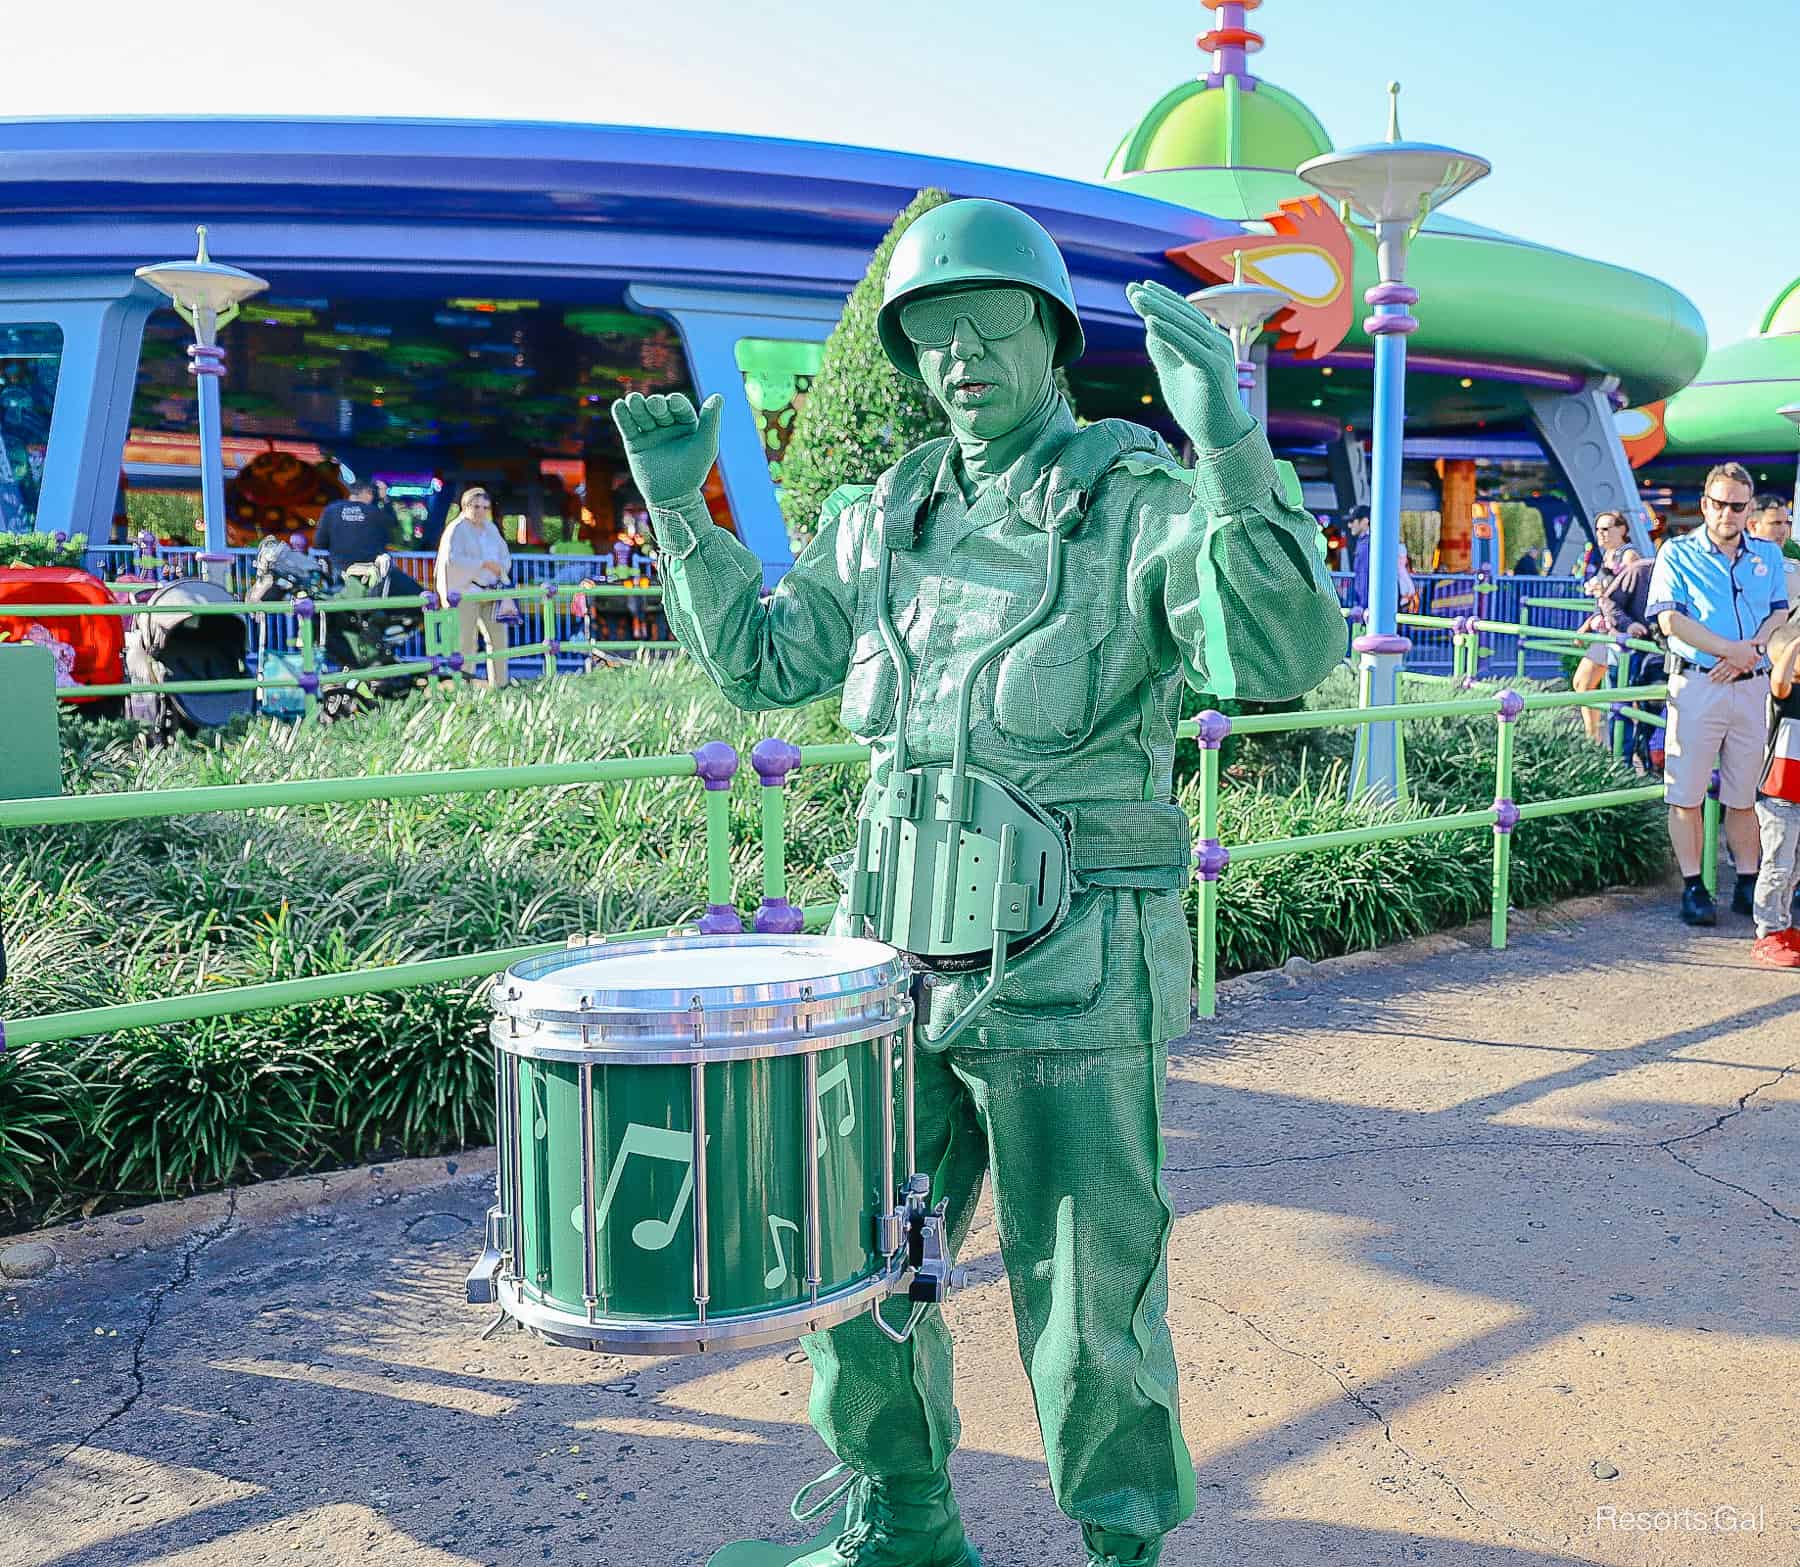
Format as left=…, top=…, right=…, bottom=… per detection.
left=609, top=392, right=724, bottom=507
left=1126, top=278, right=1256, bottom=453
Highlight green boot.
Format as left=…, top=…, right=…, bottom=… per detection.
left=790, top=1464, right=980, bottom=1567
left=1081, top=1526, right=1162, bottom=1567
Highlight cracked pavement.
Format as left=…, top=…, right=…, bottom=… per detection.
left=1, top=890, right=1797, bottom=1565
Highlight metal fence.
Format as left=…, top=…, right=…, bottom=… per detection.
left=76, top=544, right=672, bottom=677
left=1329, top=571, right=1592, bottom=678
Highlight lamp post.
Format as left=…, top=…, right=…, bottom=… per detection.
left=1781, top=403, right=1800, bottom=515
left=1298, top=84, right=1489, bottom=799
left=136, top=227, right=268, bottom=581
left=1188, top=250, right=1290, bottom=418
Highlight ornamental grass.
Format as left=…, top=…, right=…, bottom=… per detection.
left=0, top=659, right=1664, bottom=1225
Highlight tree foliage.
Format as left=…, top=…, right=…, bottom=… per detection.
left=777, top=188, right=956, bottom=545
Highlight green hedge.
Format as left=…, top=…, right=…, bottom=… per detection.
left=0, top=662, right=1664, bottom=1227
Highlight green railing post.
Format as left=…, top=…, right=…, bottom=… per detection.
left=1193, top=710, right=1231, bottom=1020
left=1491, top=689, right=1524, bottom=948
left=1608, top=642, right=1629, bottom=760
left=1703, top=773, right=1721, bottom=898
left=1514, top=597, right=1529, bottom=680
left=296, top=595, right=319, bottom=723
left=541, top=582, right=562, bottom=679
left=692, top=741, right=743, bottom=933
left=751, top=738, right=806, bottom=933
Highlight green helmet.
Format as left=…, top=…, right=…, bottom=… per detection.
left=877, top=198, right=1086, bottom=381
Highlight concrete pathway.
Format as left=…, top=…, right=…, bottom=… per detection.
left=2, top=890, right=1797, bottom=1566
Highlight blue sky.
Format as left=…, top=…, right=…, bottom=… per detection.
left=10, top=0, right=1789, bottom=347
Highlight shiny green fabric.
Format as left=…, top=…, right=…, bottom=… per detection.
left=800, top=1038, right=1194, bottom=1542
left=647, top=407, right=1343, bottom=1048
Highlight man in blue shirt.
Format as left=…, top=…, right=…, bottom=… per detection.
left=1647, top=462, right=1792, bottom=925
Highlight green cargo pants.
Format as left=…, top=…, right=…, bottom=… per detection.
left=800, top=1042, right=1196, bottom=1542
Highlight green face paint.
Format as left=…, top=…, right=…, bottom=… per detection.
left=912, top=286, right=1056, bottom=445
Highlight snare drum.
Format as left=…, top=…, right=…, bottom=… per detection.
left=468, top=933, right=920, bottom=1355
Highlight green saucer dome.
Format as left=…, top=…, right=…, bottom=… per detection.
left=1106, top=77, right=1332, bottom=178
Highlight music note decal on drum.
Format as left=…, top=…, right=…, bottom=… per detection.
left=763, top=1214, right=800, bottom=1290
left=585, top=1123, right=698, bottom=1252
left=815, top=1059, right=856, bottom=1157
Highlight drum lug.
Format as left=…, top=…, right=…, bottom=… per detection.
left=465, top=1206, right=506, bottom=1305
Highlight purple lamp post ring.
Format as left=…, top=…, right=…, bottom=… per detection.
left=1352, top=633, right=1412, bottom=656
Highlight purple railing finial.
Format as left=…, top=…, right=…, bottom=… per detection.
left=1450, top=614, right=1475, bottom=638
left=1493, top=798, right=1520, bottom=835
left=297, top=671, right=319, bottom=696
left=293, top=596, right=315, bottom=621
left=1345, top=605, right=1367, bottom=627
left=1194, top=839, right=1231, bottom=882
left=751, top=737, right=803, bottom=788
left=692, top=741, right=739, bottom=792
left=422, top=590, right=440, bottom=611
left=1195, top=709, right=1233, bottom=750
left=446, top=590, right=462, bottom=608
left=1496, top=689, right=1526, bottom=723
left=447, top=652, right=465, bottom=673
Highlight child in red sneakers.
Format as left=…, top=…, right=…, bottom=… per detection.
left=1751, top=619, right=1800, bottom=967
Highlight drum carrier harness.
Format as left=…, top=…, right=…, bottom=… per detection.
left=847, top=419, right=1192, bottom=1051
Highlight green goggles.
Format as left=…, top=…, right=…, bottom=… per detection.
left=898, top=286, right=1036, bottom=349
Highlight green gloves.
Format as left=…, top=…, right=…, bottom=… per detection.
left=610, top=391, right=725, bottom=507
left=1126, top=279, right=1256, bottom=454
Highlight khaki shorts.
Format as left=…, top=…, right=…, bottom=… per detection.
left=1664, top=670, right=1770, bottom=809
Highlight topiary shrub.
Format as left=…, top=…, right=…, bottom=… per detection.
left=777, top=188, right=956, bottom=546
left=0, top=530, right=88, bottom=569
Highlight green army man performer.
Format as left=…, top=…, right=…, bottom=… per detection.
left=612, top=199, right=1344, bottom=1567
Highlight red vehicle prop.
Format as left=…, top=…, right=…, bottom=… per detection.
left=0, top=566, right=127, bottom=702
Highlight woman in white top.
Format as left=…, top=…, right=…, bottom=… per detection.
left=434, top=486, right=513, bottom=689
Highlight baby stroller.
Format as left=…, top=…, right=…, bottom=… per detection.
left=321, top=556, right=427, bottom=716
left=245, top=537, right=325, bottom=719
left=123, top=578, right=253, bottom=744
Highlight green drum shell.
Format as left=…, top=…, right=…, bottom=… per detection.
left=484, top=935, right=913, bottom=1355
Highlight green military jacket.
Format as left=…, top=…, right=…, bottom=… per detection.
left=645, top=409, right=1345, bottom=1049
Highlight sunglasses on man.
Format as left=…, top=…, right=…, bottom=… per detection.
left=1702, top=493, right=1750, bottom=514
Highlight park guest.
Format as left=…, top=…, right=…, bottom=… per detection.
left=435, top=486, right=512, bottom=689
left=1749, top=618, right=1800, bottom=966
left=312, top=480, right=397, bottom=580
left=1749, top=494, right=1799, bottom=609
left=1648, top=462, right=1791, bottom=926
left=1572, top=512, right=1644, bottom=742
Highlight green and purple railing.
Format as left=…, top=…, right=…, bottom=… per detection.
left=0, top=625, right=1683, bottom=1054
